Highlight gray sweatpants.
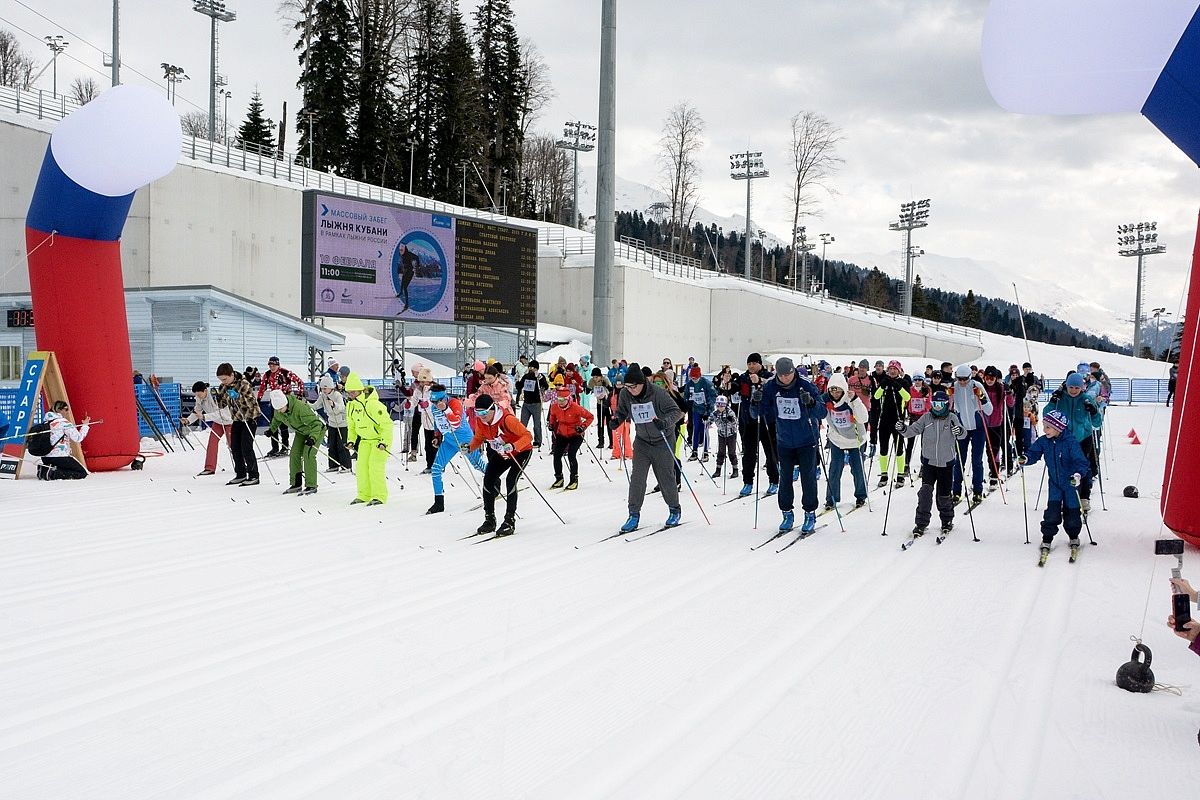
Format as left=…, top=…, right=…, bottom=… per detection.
left=520, top=402, right=544, bottom=446
left=627, top=435, right=680, bottom=514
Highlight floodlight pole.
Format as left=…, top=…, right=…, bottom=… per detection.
left=1117, top=221, right=1166, bottom=357
left=592, top=0, right=616, bottom=367
left=111, top=0, right=120, bottom=86
left=889, top=199, right=931, bottom=317
left=557, top=120, right=596, bottom=228
left=731, top=150, right=769, bottom=279
left=193, top=1, right=237, bottom=143
left=819, top=232, right=835, bottom=295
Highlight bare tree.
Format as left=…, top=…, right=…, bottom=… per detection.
left=69, top=76, right=101, bottom=105
left=517, top=41, right=554, bottom=141
left=786, top=111, right=844, bottom=285
left=0, top=29, right=36, bottom=90
left=180, top=111, right=210, bottom=139
left=657, top=103, right=704, bottom=255
left=520, top=133, right=572, bottom=223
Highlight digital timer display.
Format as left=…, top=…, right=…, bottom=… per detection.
left=6, top=309, right=33, bottom=328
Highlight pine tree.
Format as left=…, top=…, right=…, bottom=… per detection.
left=237, top=91, right=275, bottom=150
left=911, top=275, right=927, bottom=318
left=349, top=3, right=402, bottom=186
left=961, top=289, right=981, bottom=328
left=294, top=0, right=356, bottom=172
left=474, top=0, right=527, bottom=210
left=863, top=267, right=892, bottom=309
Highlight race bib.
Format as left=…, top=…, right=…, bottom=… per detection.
left=523, top=379, right=536, bottom=393
left=776, top=396, right=802, bottom=420
left=433, top=413, right=452, bottom=434
left=909, top=397, right=928, bottom=415
left=829, top=408, right=854, bottom=430
left=594, top=386, right=608, bottom=399
left=488, top=437, right=506, bottom=452
left=631, top=402, right=655, bottom=425
left=731, top=394, right=740, bottom=405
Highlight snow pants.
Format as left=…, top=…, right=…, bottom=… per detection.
left=230, top=421, right=259, bottom=480
left=520, top=402, right=544, bottom=448
left=715, top=433, right=738, bottom=469
left=288, top=435, right=319, bottom=489
left=628, top=435, right=679, bottom=515
left=953, top=426, right=986, bottom=497
left=326, top=425, right=352, bottom=471
left=777, top=444, right=819, bottom=514
left=355, top=443, right=389, bottom=503
left=915, top=461, right=955, bottom=529
left=595, top=402, right=612, bottom=448
left=611, top=421, right=633, bottom=460
left=431, top=433, right=485, bottom=496
left=42, top=455, right=87, bottom=479
left=1041, top=498, right=1082, bottom=544
left=483, top=448, right=531, bottom=520
left=1078, top=434, right=1097, bottom=500
left=826, top=442, right=867, bottom=505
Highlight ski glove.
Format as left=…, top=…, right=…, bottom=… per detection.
left=1018, top=455, right=1028, bottom=467
left=376, top=443, right=388, bottom=452
left=459, top=443, right=471, bottom=454
left=227, top=389, right=238, bottom=399
left=1070, top=473, right=1081, bottom=487
left=800, top=392, right=815, bottom=408
left=950, top=423, right=964, bottom=438
left=305, top=436, right=317, bottom=447
left=607, top=417, right=621, bottom=432
left=894, top=420, right=905, bottom=433
left=1050, top=390, right=1063, bottom=403
left=1083, top=400, right=1098, bottom=415
left=574, top=425, right=586, bottom=434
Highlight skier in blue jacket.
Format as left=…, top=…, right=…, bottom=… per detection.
left=684, top=364, right=717, bottom=462
left=760, top=357, right=827, bottom=533
left=1020, top=409, right=1091, bottom=563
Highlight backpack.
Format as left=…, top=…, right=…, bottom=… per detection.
left=25, top=421, right=58, bottom=457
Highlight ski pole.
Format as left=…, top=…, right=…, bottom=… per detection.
left=816, top=434, right=845, bottom=533
left=445, top=426, right=485, bottom=496
left=504, top=447, right=566, bottom=524
left=754, top=416, right=762, bottom=530
left=1034, top=465, right=1046, bottom=510
left=659, top=427, right=711, bottom=525
left=443, top=450, right=482, bottom=500
left=978, top=411, right=1008, bottom=504
left=579, top=436, right=613, bottom=483
left=880, top=447, right=898, bottom=537
left=244, top=420, right=280, bottom=485
left=1019, top=461, right=1030, bottom=544
left=1073, top=484, right=1097, bottom=545
left=0, top=419, right=106, bottom=444
left=1091, top=428, right=1107, bottom=511
left=953, top=429, right=980, bottom=542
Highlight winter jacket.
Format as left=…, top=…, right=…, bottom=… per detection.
left=615, top=383, right=684, bottom=445
left=906, top=386, right=931, bottom=419
left=1043, top=390, right=1103, bottom=444
left=410, top=384, right=435, bottom=430
left=872, top=374, right=911, bottom=422
left=346, top=380, right=394, bottom=447
left=465, top=370, right=483, bottom=397
left=846, top=371, right=873, bottom=408
left=684, top=376, right=717, bottom=415
left=517, top=371, right=550, bottom=406
left=471, top=375, right=514, bottom=412
left=759, top=374, right=827, bottom=449
left=186, top=392, right=233, bottom=426
left=559, top=369, right=586, bottom=398
left=1024, top=432, right=1090, bottom=506
left=981, top=381, right=1015, bottom=428
left=736, top=368, right=773, bottom=424
left=44, top=411, right=87, bottom=459
left=431, top=397, right=473, bottom=440
left=588, top=376, right=612, bottom=407
left=310, top=390, right=347, bottom=428
left=949, top=379, right=993, bottom=431
left=548, top=399, right=595, bottom=438
left=823, top=373, right=869, bottom=451
left=712, top=406, right=739, bottom=438
left=213, top=374, right=260, bottom=423
left=268, top=394, right=326, bottom=441
left=257, top=366, right=305, bottom=400
left=469, top=408, right=533, bottom=454
left=899, top=411, right=965, bottom=468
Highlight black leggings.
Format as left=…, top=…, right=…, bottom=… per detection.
left=484, top=448, right=532, bottom=519
left=552, top=434, right=583, bottom=480
left=231, top=421, right=259, bottom=479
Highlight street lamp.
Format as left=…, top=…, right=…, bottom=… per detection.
left=1150, top=307, right=1172, bottom=360
left=220, top=88, right=233, bottom=144
left=889, top=199, right=931, bottom=316
left=1117, top=221, right=1166, bottom=357
left=792, top=225, right=815, bottom=291
left=43, top=36, right=68, bottom=97
left=819, top=232, right=835, bottom=295
left=161, top=63, right=188, bottom=105
left=299, top=109, right=316, bottom=167
left=193, top=0, right=237, bottom=144
left=731, top=150, right=769, bottom=279
left=556, top=120, right=596, bottom=228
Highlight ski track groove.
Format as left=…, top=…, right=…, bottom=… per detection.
left=165, top=556, right=759, bottom=800
left=0, top=537, right=623, bottom=753
left=525, top=539, right=941, bottom=800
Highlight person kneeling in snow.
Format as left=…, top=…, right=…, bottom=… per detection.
left=37, top=400, right=90, bottom=480
left=1019, top=409, right=1090, bottom=561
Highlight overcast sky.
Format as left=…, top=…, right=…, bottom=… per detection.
left=5, top=0, right=1197, bottom=327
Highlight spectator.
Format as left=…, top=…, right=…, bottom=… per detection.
left=36, top=400, right=90, bottom=480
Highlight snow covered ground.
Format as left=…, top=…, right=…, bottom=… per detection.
left=1, top=399, right=1196, bottom=798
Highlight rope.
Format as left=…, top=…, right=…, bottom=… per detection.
left=0, top=230, right=54, bottom=286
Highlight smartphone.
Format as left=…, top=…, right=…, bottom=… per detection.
left=1156, top=539, right=1185, bottom=556
left=1174, top=592, right=1192, bottom=631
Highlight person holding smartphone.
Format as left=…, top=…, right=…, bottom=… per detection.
left=1169, top=576, right=1200, bottom=657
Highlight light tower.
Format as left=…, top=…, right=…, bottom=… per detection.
left=192, top=0, right=237, bottom=143
left=819, top=232, right=835, bottom=294
left=556, top=120, right=596, bottom=228
left=161, top=63, right=189, bottom=105
left=1118, top=221, right=1166, bottom=357
left=43, top=36, right=68, bottom=97
left=889, top=199, right=931, bottom=316
left=731, top=150, right=769, bottom=279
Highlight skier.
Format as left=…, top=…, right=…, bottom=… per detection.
left=183, top=380, right=233, bottom=477
left=213, top=362, right=261, bottom=486
left=867, top=359, right=886, bottom=458
left=426, top=383, right=486, bottom=514
left=35, top=400, right=90, bottom=480
left=610, top=362, right=685, bottom=533
left=516, top=359, right=549, bottom=448
left=710, top=395, right=739, bottom=479
left=310, top=375, right=352, bottom=472
left=897, top=390, right=964, bottom=539
left=903, top=374, right=931, bottom=474
left=949, top=363, right=993, bottom=507
left=980, top=365, right=1015, bottom=486
left=257, top=356, right=304, bottom=457
left=822, top=372, right=868, bottom=510
left=650, top=370, right=688, bottom=493
left=410, top=367, right=437, bottom=471
left=609, top=376, right=634, bottom=462
left=873, top=359, right=911, bottom=487
left=468, top=394, right=534, bottom=537
left=588, top=367, right=613, bottom=448
left=396, top=243, right=420, bottom=312
left=547, top=386, right=594, bottom=489
left=266, top=388, right=324, bottom=496
left=759, top=357, right=827, bottom=533
left=558, top=362, right=585, bottom=400
left=684, top=364, right=716, bottom=462
left=1019, top=409, right=1090, bottom=565
left=1042, top=371, right=1103, bottom=515
left=736, top=352, right=779, bottom=498
left=345, top=372, right=392, bottom=506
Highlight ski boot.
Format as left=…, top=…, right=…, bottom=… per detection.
left=893, top=475, right=906, bottom=489
left=701, top=452, right=709, bottom=463
left=495, top=516, right=516, bottom=537
left=765, top=482, right=779, bottom=496
left=664, top=506, right=682, bottom=528
left=283, top=485, right=303, bottom=495
left=877, top=474, right=889, bottom=488
left=419, top=467, right=432, bottom=475
left=426, top=496, right=445, bottom=515
left=911, top=525, right=927, bottom=538
left=738, top=483, right=754, bottom=498
left=940, top=522, right=953, bottom=536
left=711, top=465, right=723, bottom=478
left=226, top=476, right=246, bottom=486
left=566, top=478, right=579, bottom=490
left=477, top=514, right=497, bottom=535
left=1038, top=544, right=1051, bottom=567
left=687, top=450, right=699, bottom=462
left=729, top=468, right=738, bottom=480
left=1069, top=538, right=1081, bottom=563
left=823, top=503, right=836, bottom=513
left=365, top=498, right=382, bottom=506
left=240, top=478, right=260, bottom=487
left=620, top=513, right=640, bottom=533
left=549, top=477, right=564, bottom=489
left=350, top=498, right=367, bottom=505
left=855, top=498, right=867, bottom=509
left=197, top=469, right=215, bottom=476
left=300, top=487, right=317, bottom=496
left=801, top=511, right=817, bottom=533
left=779, top=511, right=795, bottom=532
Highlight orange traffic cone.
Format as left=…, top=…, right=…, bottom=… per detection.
left=1127, top=429, right=1137, bottom=439
left=1131, top=434, right=1142, bottom=445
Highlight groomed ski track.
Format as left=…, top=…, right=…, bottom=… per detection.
left=0, top=404, right=1194, bottom=799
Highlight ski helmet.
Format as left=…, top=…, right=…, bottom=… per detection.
left=930, top=391, right=950, bottom=417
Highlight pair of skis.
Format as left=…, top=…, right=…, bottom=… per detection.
left=1038, top=543, right=1080, bottom=567
left=901, top=523, right=954, bottom=551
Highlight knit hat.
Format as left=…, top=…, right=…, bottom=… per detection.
left=747, top=352, right=763, bottom=365
left=624, top=362, right=646, bottom=386
left=473, top=360, right=485, bottom=372
left=715, top=395, right=729, bottom=407
left=556, top=387, right=572, bottom=399
left=269, top=389, right=288, bottom=410
left=887, top=359, right=902, bottom=372
left=268, top=355, right=280, bottom=365
left=775, top=357, right=796, bottom=377
left=1065, top=372, right=1085, bottom=388
left=912, top=374, right=925, bottom=383
left=858, top=359, right=869, bottom=369
left=689, top=364, right=702, bottom=379
left=318, top=375, right=335, bottom=390
left=984, top=365, right=1003, bottom=379
left=343, top=373, right=364, bottom=392
left=1044, top=409, right=1069, bottom=432
left=1076, top=362, right=1091, bottom=376
left=338, top=365, right=351, bottom=379
left=954, top=364, right=972, bottom=379
left=874, top=360, right=885, bottom=368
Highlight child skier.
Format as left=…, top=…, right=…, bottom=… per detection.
left=426, top=384, right=486, bottom=515
left=902, top=374, right=931, bottom=475
left=609, top=376, right=634, bottom=462
left=266, top=388, right=325, bottom=496
left=896, top=390, right=964, bottom=539
left=710, top=395, right=739, bottom=479
left=823, top=372, right=869, bottom=510
left=1020, top=409, right=1091, bottom=565
left=547, top=387, right=594, bottom=490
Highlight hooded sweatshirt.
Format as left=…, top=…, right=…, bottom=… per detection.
left=824, top=373, right=869, bottom=451
left=949, top=377, right=993, bottom=431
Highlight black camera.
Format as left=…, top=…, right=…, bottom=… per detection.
left=1156, top=539, right=1185, bottom=556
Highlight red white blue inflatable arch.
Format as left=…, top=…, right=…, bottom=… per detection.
left=25, top=85, right=180, bottom=471
left=983, top=0, right=1200, bottom=544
